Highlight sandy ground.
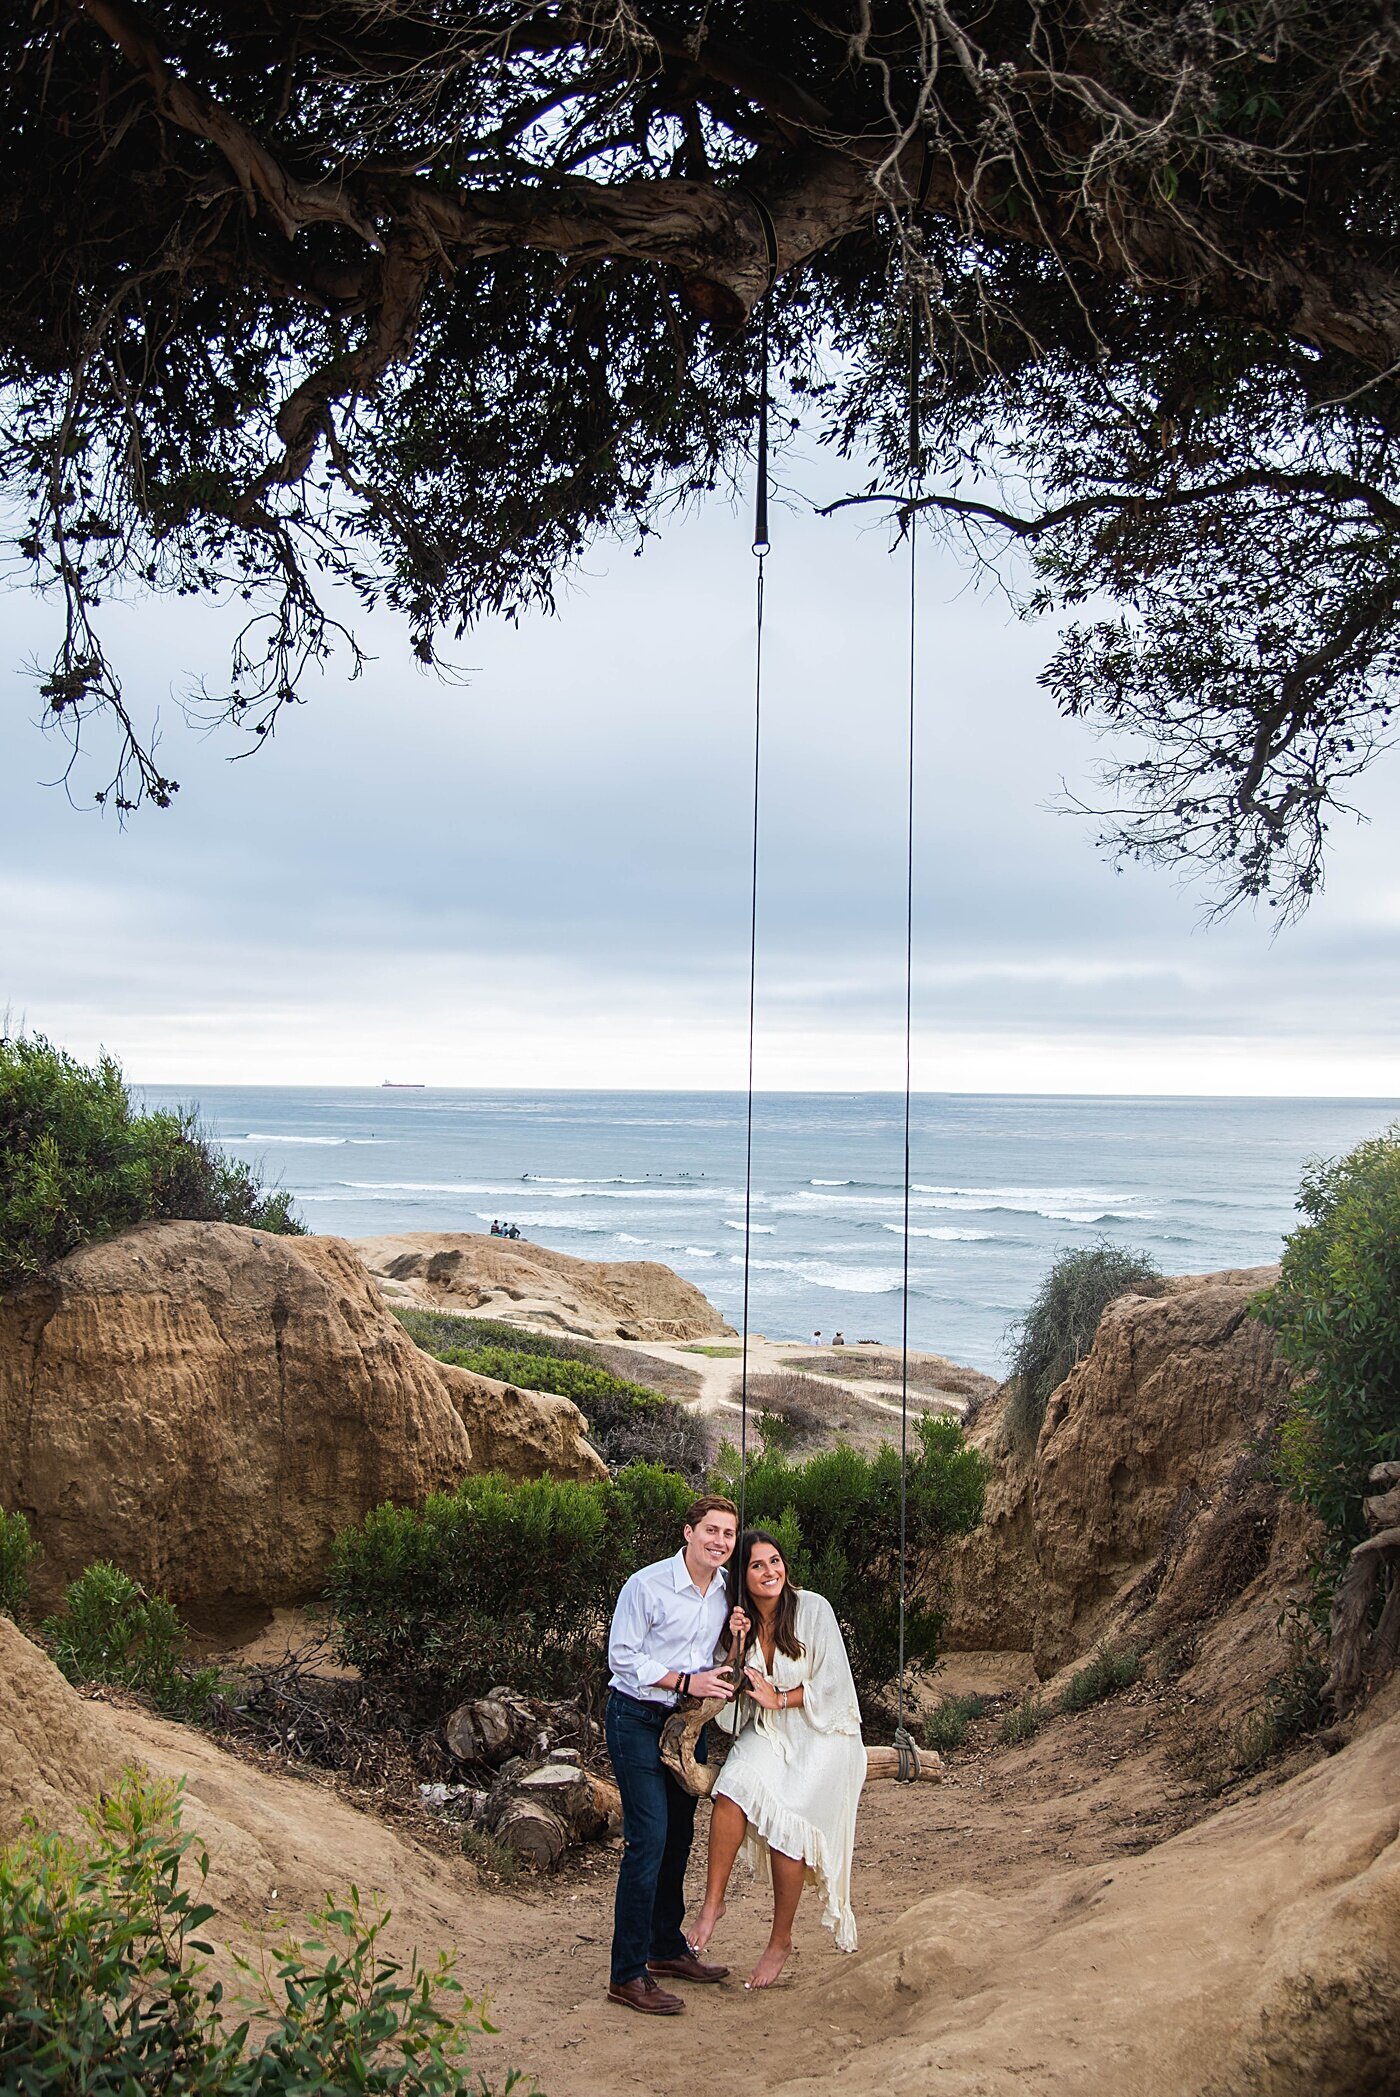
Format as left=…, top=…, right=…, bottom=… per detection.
left=608, top=1331, right=981, bottom=1422
left=413, top=1674, right=1312, bottom=2095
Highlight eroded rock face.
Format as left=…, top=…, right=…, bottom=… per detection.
left=941, top=1269, right=1309, bottom=1687
left=355, top=1230, right=736, bottom=1342
left=0, top=1223, right=603, bottom=1623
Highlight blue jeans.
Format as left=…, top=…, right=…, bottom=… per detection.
left=606, top=1691, right=699, bottom=1985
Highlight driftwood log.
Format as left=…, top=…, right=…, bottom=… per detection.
left=1326, top=1462, right=1400, bottom=1708
left=482, top=1757, right=623, bottom=1871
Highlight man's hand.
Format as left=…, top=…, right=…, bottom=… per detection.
left=687, top=1666, right=737, bottom=1700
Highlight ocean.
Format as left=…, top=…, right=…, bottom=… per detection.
left=132, top=1086, right=1398, bottom=1375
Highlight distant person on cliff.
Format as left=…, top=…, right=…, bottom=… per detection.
left=689, top=1529, right=865, bottom=1988
left=605, top=1494, right=747, bottom=2016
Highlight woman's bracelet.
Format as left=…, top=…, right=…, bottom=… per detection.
left=778, top=1687, right=789, bottom=1710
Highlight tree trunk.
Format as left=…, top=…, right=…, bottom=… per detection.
left=483, top=1758, right=622, bottom=1870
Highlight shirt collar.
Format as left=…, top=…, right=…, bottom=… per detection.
left=671, top=1547, right=720, bottom=1599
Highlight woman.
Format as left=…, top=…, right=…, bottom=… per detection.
left=689, top=1530, right=865, bottom=1988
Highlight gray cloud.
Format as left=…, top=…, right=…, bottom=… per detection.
left=3, top=462, right=1399, bottom=1093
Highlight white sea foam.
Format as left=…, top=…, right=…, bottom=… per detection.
left=683, top=1246, right=719, bottom=1258
left=723, top=1219, right=775, bottom=1233
left=884, top=1224, right=995, bottom=1241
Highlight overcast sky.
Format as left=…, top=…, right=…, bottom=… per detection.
left=3, top=446, right=1397, bottom=1096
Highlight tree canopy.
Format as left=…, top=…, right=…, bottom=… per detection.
left=5, top=2, right=1399, bottom=911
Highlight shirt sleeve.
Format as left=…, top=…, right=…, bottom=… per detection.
left=798, top=1592, right=862, bottom=1736
left=608, top=1571, right=669, bottom=1688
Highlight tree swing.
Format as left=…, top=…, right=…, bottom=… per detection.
left=661, top=270, right=941, bottom=1798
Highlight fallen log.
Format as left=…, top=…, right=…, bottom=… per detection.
left=662, top=1696, right=943, bottom=1795
left=443, top=1687, right=547, bottom=1767
left=483, top=1758, right=623, bottom=1870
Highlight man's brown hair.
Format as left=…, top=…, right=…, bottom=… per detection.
left=683, top=1493, right=739, bottom=1530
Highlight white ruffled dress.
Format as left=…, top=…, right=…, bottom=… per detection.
left=711, top=1588, right=867, bottom=1951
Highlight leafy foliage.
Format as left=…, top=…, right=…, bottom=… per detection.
left=921, top=1692, right=987, bottom=1753
left=1059, top=1644, right=1142, bottom=1713
left=394, top=1309, right=708, bottom=1480
left=711, top=1416, right=989, bottom=1709
left=1256, top=1126, right=1400, bottom=1588
left=42, top=1562, right=223, bottom=1723
left=0, top=1509, right=38, bottom=1622
left=0, top=1770, right=520, bottom=2094
left=5, top=6, right=1400, bottom=906
left=327, top=1465, right=694, bottom=1712
left=1004, top=1242, right=1165, bottom=1448
left=0, top=1034, right=303, bottom=1292
left=330, top=1417, right=986, bottom=1715
left=999, top=1694, right=1049, bottom=1747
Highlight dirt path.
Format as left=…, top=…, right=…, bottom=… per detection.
left=456, top=1680, right=1255, bottom=2095
left=607, top=1333, right=975, bottom=1419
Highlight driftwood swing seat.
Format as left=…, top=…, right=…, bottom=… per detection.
left=658, top=1649, right=942, bottom=1798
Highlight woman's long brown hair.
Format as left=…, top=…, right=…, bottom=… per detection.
left=728, top=1529, right=805, bottom=1664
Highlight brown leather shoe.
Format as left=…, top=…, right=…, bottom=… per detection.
left=648, top=1949, right=730, bottom=1984
left=607, top=1974, right=685, bottom=2015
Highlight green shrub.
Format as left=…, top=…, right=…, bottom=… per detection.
left=922, top=1693, right=987, bottom=1752
left=396, top=1312, right=708, bottom=1480
left=327, top=1464, right=693, bottom=1711
left=394, top=1309, right=585, bottom=1361
left=0, top=1033, right=302, bottom=1292
left=331, top=1416, right=987, bottom=1718
left=42, top=1562, right=222, bottom=1721
left=1059, top=1643, right=1142, bottom=1713
left=1005, top=1241, right=1165, bottom=1447
left=1256, top=1127, right=1400, bottom=1591
left=0, top=1769, right=520, bottom=2094
left=999, top=1694, right=1049, bottom=1746
left=0, top=1508, right=37, bottom=1620
left=711, top=1414, right=989, bottom=1710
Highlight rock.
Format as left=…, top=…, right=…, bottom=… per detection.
left=939, top=1268, right=1311, bottom=1695
left=781, top=1697, right=1400, bottom=2097
left=0, top=1614, right=124, bottom=1839
left=355, top=1230, right=736, bottom=1342
left=0, top=1221, right=603, bottom=1625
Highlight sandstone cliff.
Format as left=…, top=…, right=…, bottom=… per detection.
left=0, top=1222, right=603, bottom=1624
left=355, top=1229, right=736, bottom=1342
left=941, top=1267, right=1313, bottom=1703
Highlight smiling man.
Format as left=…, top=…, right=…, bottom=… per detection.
left=604, top=1494, right=743, bottom=2014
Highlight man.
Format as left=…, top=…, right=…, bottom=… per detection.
left=605, top=1493, right=743, bottom=2014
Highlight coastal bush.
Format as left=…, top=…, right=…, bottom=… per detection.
left=327, top=1464, right=693, bottom=1711
left=42, top=1562, right=223, bottom=1722
left=1059, top=1644, right=1142, bottom=1713
left=0, top=1769, right=518, bottom=2095
left=0, top=1033, right=302, bottom=1292
left=1255, top=1127, right=1400, bottom=1591
left=331, top=1415, right=986, bottom=1716
left=999, top=1694, right=1049, bottom=1746
left=1004, top=1241, right=1166, bottom=1448
left=395, top=1310, right=708, bottom=1480
left=393, top=1309, right=586, bottom=1362
left=0, top=1509, right=37, bottom=1621
left=711, top=1415, right=990, bottom=1710
left=922, top=1693, right=987, bottom=1752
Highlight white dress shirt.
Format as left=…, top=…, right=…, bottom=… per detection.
left=608, top=1549, right=731, bottom=1705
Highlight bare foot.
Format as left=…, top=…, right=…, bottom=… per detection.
left=745, top=1939, right=792, bottom=1990
left=687, top=1899, right=725, bottom=1955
